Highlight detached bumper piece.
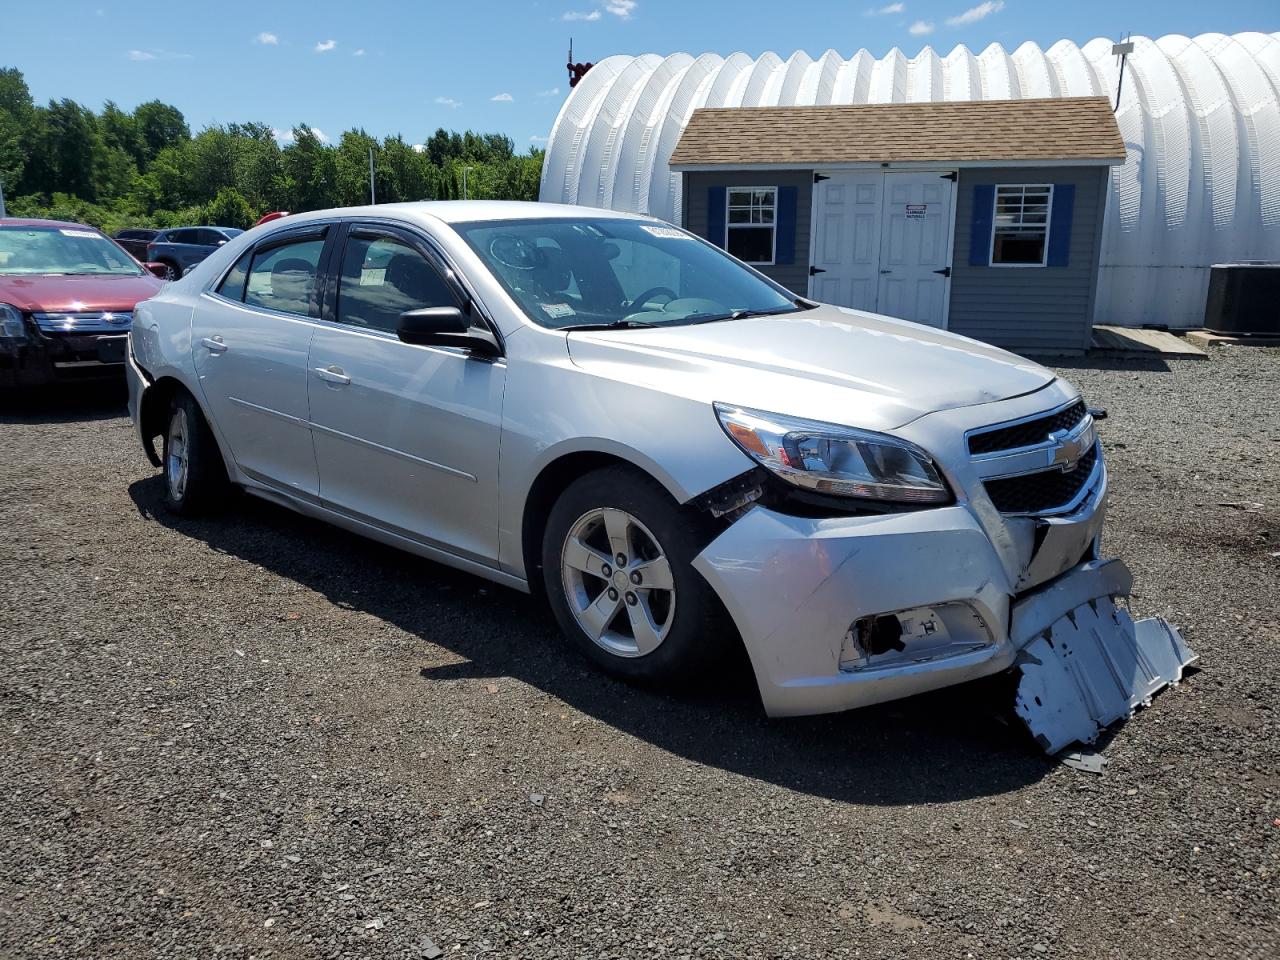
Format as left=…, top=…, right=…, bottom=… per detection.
left=1011, top=559, right=1197, bottom=755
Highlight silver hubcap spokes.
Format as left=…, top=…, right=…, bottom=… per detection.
left=166, top=408, right=189, bottom=501
left=561, top=507, right=676, bottom=658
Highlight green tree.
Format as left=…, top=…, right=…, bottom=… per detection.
left=204, top=187, right=255, bottom=229
left=133, top=100, right=188, bottom=163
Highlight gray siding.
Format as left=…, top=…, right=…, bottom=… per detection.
left=682, top=170, right=813, bottom=296
left=949, top=167, right=1109, bottom=354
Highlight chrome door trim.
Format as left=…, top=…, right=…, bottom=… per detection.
left=228, top=395, right=309, bottom=426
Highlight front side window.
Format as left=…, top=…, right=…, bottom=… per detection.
left=336, top=234, right=458, bottom=333
left=244, top=238, right=324, bottom=317
left=455, top=217, right=801, bottom=330
left=991, top=184, right=1052, bottom=266
left=726, top=187, right=776, bottom=265
left=0, top=225, right=143, bottom=277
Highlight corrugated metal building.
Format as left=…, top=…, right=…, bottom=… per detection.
left=539, top=33, right=1280, bottom=335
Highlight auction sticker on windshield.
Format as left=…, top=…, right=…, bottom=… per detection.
left=60, top=229, right=100, bottom=238
left=540, top=303, right=575, bottom=319
left=640, top=225, right=690, bottom=239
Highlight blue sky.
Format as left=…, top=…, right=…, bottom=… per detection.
left=1, top=1, right=1276, bottom=152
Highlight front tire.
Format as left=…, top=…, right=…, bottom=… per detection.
left=161, top=391, right=228, bottom=515
left=541, top=465, right=730, bottom=685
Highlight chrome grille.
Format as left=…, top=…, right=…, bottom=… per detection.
left=984, top=445, right=1100, bottom=515
left=967, top=400, right=1087, bottom=455
left=32, top=311, right=133, bottom=334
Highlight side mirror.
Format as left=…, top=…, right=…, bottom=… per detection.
left=145, top=262, right=169, bottom=279
left=396, top=307, right=501, bottom=358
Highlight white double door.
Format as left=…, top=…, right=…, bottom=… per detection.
left=809, top=170, right=955, bottom=328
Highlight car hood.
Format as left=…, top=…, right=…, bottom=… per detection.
left=565, top=305, right=1057, bottom=431
left=0, top=273, right=165, bottom=313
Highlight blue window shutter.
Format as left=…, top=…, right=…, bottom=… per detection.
left=969, top=184, right=994, bottom=266
left=775, top=185, right=798, bottom=264
left=707, top=186, right=727, bottom=248
left=1047, top=183, right=1075, bottom=266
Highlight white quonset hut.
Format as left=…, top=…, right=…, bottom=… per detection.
left=540, top=33, right=1280, bottom=333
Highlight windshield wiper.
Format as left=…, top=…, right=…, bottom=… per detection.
left=561, top=319, right=660, bottom=331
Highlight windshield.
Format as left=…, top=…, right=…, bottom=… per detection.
left=0, top=226, right=143, bottom=276
left=454, top=217, right=803, bottom=329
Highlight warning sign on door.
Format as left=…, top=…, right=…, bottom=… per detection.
left=905, top=204, right=927, bottom=219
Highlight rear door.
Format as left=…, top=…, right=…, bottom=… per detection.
left=306, top=222, right=506, bottom=566
left=875, top=172, right=954, bottom=328
left=190, top=224, right=332, bottom=499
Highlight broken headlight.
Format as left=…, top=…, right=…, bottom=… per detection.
left=714, top=403, right=950, bottom=504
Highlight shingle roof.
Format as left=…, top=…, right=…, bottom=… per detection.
left=669, top=97, right=1126, bottom=167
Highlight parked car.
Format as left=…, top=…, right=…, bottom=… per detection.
left=145, top=226, right=243, bottom=280
left=125, top=202, right=1192, bottom=751
left=254, top=211, right=289, bottom=227
left=112, top=227, right=161, bottom=261
left=0, top=218, right=167, bottom=389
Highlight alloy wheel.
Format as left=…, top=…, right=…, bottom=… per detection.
left=166, top=407, right=189, bottom=502
left=560, top=507, right=676, bottom=657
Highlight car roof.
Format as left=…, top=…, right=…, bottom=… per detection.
left=268, top=200, right=654, bottom=230
left=0, top=217, right=105, bottom=231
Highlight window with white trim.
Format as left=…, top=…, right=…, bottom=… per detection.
left=991, top=184, right=1053, bottom=266
left=726, top=187, right=776, bottom=264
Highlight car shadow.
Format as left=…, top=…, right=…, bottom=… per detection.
left=0, top=381, right=128, bottom=424
left=127, top=475, right=1053, bottom=806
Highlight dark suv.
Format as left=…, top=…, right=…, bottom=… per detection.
left=112, top=228, right=161, bottom=261
left=145, top=226, right=243, bottom=280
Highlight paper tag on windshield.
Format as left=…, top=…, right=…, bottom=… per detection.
left=540, top=303, right=575, bottom=319
left=640, top=225, right=688, bottom=239
left=60, top=229, right=99, bottom=238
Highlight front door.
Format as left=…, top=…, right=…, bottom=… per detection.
left=306, top=224, right=506, bottom=566
left=810, top=170, right=955, bottom=328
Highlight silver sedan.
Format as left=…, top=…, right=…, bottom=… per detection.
left=126, top=201, right=1192, bottom=750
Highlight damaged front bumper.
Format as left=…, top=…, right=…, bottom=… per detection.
left=693, top=500, right=1194, bottom=752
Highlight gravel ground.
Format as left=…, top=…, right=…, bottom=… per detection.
left=1, top=346, right=1277, bottom=960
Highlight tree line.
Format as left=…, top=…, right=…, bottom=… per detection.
left=0, top=67, right=545, bottom=233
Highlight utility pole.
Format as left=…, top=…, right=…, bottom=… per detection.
left=462, top=166, right=474, bottom=200
left=1112, top=35, right=1134, bottom=111
left=368, top=146, right=377, bottom=204
left=0, top=178, right=6, bottom=218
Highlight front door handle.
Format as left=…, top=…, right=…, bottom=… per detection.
left=201, top=336, right=227, bottom=354
left=879, top=269, right=893, bottom=274
left=314, top=365, right=351, bottom=386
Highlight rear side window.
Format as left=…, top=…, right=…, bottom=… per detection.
left=216, top=250, right=252, bottom=301
left=336, top=234, right=458, bottom=333
left=244, top=239, right=325, bottom=317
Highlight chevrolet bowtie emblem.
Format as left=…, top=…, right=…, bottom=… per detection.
left=1048, top=422, right=1094, bottom=470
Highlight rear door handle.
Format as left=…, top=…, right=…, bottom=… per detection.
left=201, top=336, right=227, bottom=354
left=314, top=365, right=351, bottom=386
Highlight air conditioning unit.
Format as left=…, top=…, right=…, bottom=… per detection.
left=1203, top=263, right=1280, bottom=335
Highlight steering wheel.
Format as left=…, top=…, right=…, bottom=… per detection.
left=488, top=234, right=540, bottom=271
left=626, top=286, right=678, bottom=312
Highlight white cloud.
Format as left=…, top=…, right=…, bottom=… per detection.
left=353, top=48, right=366, bottom=56
left=127, top=49, right=191, bottom=61
left=908, top=20, right=934, bottom=35
left=411, top=143, right=425, bottom=153
left=435, top=96, right=462, bottom=109
left=310, top=127, right=329, bottom=143
left=490, top=92, right=514, bottom=102
left=867, top=3, right=905, bottom=14
left=530, top=135, right=549, bottom=144
left=255, top=32, right=278, bottom=45
left=562, top=9, right=601, bottom=19
left=946, top=1, right=1004, bottom=27
left=272, top=126, right=328, bottom=144
left=314, top=39, right=336, bottom=53
left=604, top=0, right=636, bottom=17
left=537, top=87, right=561, bottom=98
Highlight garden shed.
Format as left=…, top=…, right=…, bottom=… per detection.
left=668, top=96, right=1124, bottom=353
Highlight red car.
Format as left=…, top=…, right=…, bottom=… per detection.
left=0, top=218, right=167, bottom=389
